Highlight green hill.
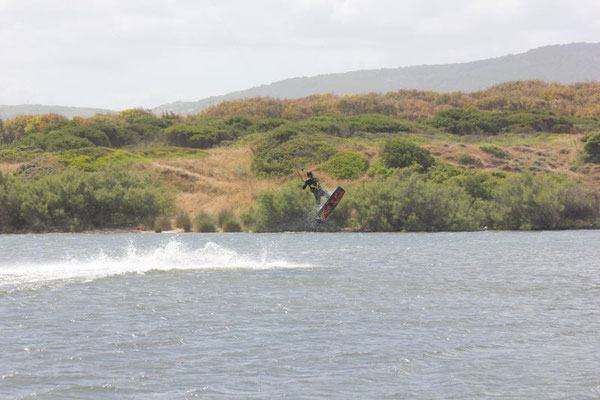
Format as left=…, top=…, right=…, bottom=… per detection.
left=1, top=81, right=599, bottom=233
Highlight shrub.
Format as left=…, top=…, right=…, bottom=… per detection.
left=456, top=152, right=482, bottom=166
left=480, top=144, right=510, bottom=159
left=0, top=166, right=171, bottom=232
left=583, top=131, right=600, bottom=163
left=154, top=215, right=172, bottom=232
left=492, top=173, right=599, bottom=229
left=41, top=131, right=95, bottom=151
left=347, top=172, right=484, bottom=232
left=347, top=114, right=411, bottom=133
left=252, top=130, right=337, bottom=176
left=222, top=220, right=243, bottom=232
left=426, top=109, right=573, bottom=135
left=174, top=210, right=192, bottom=232
left=89, top=123, right=141, bottom=147
left=57, top=148, right=147, bottom=171
left=194, top=212, right=216, bottom=232
left=426, top=109, right=504, bottom=135
left=245, top=182, right=349, bottom=232
left=381, top=139, right=434, bottom=171
left=163, top=124, right=231, bottom=148
left=367, top=158, right=392, bottom=177
left=319, top=152, right=369, bottom=179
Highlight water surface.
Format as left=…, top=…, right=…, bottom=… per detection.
left=1, top=231, right=599, bottom=398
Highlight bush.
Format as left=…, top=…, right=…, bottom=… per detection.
left=381, top=139, right=434, bottom=171
left=251, top=130, right=337, bottom=176
left=41, top=131, right=95, bottom=151
left=153, top=215, right=172, bottom=232
left=174, top=210, right=192, bottom=232
left=222, top=220, right=243, bottom=232
left=426, top=109, right=573, bottom=135
left=194, top=212, right=216, bottom=232
left=347, top=114, right=411, bottom=133
left=367, top=158, right=392, bottom=177
left=347, top=172, right=484, bottom=231
left=456, top=152, right=482, bottom=166
left=215, top=209, right=243, bottom=231
left=163, top=124, right=231, bottom=148
left=583, top=131, right=600, bottom=163
left=245, top=182, right=349, bottom=232
left=426, top=109, right=504, bottom=135
left=57, top=147, right=147, bottom=171
left=89, top=123, right=141, bottom=147
left=492, top=173, right=599, bottom=229
left=319, top=152, right=369, bottom=179
left=0, top=166, right=171, bottom=232
left=480, top=144, right=510, bottom=159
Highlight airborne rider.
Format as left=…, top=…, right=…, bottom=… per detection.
left=302, top=171, right=329, bottom=206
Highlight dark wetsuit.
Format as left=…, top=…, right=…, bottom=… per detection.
left=303, top=177, right=329, bottom=205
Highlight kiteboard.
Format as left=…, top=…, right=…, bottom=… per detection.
left=317, top=186, right=345, bottom=222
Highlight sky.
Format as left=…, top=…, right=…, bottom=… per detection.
left=1, top=0, right=599, bottom=110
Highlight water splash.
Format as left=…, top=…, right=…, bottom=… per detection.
left=0, top=239, right=309, bottom=291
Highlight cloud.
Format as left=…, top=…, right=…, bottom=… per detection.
left=0, top=0, right=599, bottom=109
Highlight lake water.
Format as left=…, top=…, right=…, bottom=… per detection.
left=1, top=231, right=599, bottom=399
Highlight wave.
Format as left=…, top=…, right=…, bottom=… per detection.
left=0, top=239, right=311, bottom=292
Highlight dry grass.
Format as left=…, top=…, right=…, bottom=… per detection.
left=425, top=134, right=600, bottom=190
left=0, top=163, right=22, bottom=174
left=140, top=146, right=284, bottom=216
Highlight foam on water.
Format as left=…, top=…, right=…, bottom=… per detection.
left=0, top=239, right=310, bottom=291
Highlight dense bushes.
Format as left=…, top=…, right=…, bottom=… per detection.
left=244, top=168, right=598, bottom=232
left=163, top=124, right=232, bottom=148
left=242, top=183, right=349, bottom=232
left=492, top=173, right=599, bottom=229
left=0, top=110, right=173, bottom=150
left=348, top=172, right=483, bottom=231
left=426, top=109, right=574, bottom=135
left=0, top=167, right=171, bottom=232
left=195, top=81, right=600, bottom=121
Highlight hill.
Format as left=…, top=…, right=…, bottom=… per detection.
left=153, top=42, right=600, bottom=115
left=0, top=104, right=114, bottom=120
left=1, top=82, right=600, bottom=233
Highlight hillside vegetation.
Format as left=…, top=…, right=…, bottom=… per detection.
left=1, top=81, right=600, bottom=233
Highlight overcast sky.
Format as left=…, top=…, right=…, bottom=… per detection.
left=1, top=0, right=599, bottom=110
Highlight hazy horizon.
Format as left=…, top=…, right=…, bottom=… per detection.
left=2, top=0, right=600, bottom=110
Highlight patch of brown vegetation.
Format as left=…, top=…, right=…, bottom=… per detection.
left=425, top=134, right=600, bottom=191
left=0, top=163, right=22, bottom=174
left=139, top=146, right=283, bottom=216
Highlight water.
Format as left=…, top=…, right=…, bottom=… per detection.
left=1, top=231, right=599, bottom=399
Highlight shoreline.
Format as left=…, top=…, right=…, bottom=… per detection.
left=1, top=227, right=599, bottom=235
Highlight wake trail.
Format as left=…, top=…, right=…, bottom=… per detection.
left=0, top=239, right=314, bottom=292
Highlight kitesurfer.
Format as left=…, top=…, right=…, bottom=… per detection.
left=302, top=171, right=329, bottom=205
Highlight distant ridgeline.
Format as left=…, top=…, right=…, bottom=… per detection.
left=0, top=104, right=114, bottom=120
left=152, top=42, right=600, bottom=115
left=1, top=80, right=600, bottom=233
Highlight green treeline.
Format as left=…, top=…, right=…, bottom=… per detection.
left=244, top=167, right=599, bottom=232
left=0, top=167, right=170, bottom=233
